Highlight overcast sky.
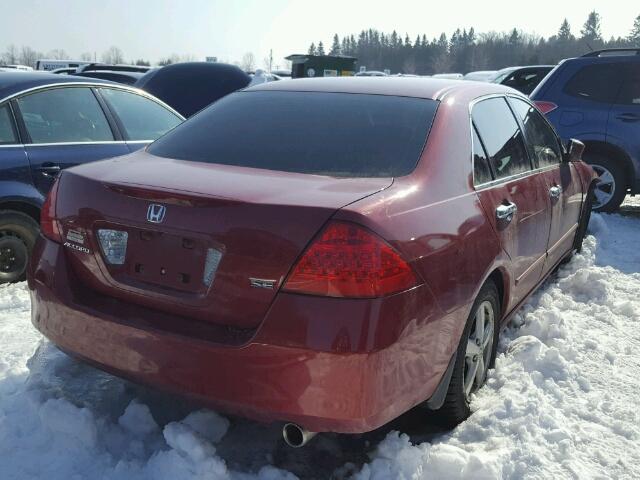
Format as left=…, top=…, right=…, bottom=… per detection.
left=1, top=0, right=638, bottom=68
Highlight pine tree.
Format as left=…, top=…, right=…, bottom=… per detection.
left=629, top=14, right=640, bottom=44
left=509, top=28, right=520, bottom=45
left=330, top=34, right=342, bottom=55
left=308, top=43, right=317, bottom=55
left=558, top=18, right=573, bottom=41
left=468, top=27, right=476, bottom=44
left=317, top=41, right=325, bottom=56
left=581, top=11, right=602, bottom=41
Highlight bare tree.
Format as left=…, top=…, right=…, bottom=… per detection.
left=47, top=49, right=68, bottom=60
left=80, top=52, right=94, bottom=61
left=240, top=52, right=255, bottom=72
left=102, top=46, right=124, bottom=64
left=157, top=53, right=195, bottom=66
left=19, top=46, right=39, bottom=68
left=2, top=44, right=19, bottom=64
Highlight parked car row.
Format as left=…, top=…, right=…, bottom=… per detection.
left=2, top=49, right=635, bottom=446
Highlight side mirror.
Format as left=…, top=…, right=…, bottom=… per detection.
left=563, top=139, right=585, bottom=163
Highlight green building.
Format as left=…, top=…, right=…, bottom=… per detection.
left=285, top=54, right=357, bottom=79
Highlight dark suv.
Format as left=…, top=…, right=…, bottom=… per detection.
left=531, top=49, right=640, bottom=212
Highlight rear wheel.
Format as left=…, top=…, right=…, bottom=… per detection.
left=435, top=281, right=500, bottom=427
left=0, top=211, right=39, bottom=284
left=585, top=152, right=627, bottom=213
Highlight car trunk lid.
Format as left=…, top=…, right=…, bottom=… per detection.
left=56, top=152, right=392, bottom=330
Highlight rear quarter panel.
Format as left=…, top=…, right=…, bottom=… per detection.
left=0, top=145, right=44, bottom=207
left=336, top=91, right=510, bottom=366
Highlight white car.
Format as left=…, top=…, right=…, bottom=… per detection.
left=463, top=70, right=497, bottom=82
left=0, top=64, right=34, bottom=71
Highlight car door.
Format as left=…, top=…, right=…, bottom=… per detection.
left=559, top=62, right=627, bottom=143
left=96, top=87, right=183, bottom=153
left=508, top=96, right=582, bottom=268
left=472, top=96, right=551, bottom=309
left=607, top=62, right=640, bottom=169
left=0, top=103, right=32, bottom=197
left=13, top=86, right=129, bottom=195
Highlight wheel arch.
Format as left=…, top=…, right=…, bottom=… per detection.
left=0, top=200, right=41, bottom=224
left=485, top=267, right=508, bottom=323
left=582, top=140, right=635, bottom=191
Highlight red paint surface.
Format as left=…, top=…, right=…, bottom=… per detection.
left=28, top=79, right=594, bottom=433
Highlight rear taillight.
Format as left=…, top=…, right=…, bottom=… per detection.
left=41, top=179, right=62, bottom=243
left=534, top=101, right=558, bottom=114
left=283, top=221, right=420, bottom=298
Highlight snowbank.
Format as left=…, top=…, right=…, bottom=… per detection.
left=1, top=211, right=639, bottom=479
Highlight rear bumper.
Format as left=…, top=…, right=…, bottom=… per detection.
left=28, top=237, right=459, bottom=433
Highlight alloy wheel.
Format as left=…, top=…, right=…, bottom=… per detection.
left=0, top=231, right=28, bottom=279
left=463, top=300, right=494, bottom=399
left=591, top=164, right=616, bottom=210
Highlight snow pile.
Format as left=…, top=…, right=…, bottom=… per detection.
left=1, top=211, right=639, bottom=479
left=354, top=214, right=640, bottom=479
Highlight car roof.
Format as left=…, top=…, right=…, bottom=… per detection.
left=0, top=71, right=115, bottom=102
left=246, top=76, right=516, bottom=101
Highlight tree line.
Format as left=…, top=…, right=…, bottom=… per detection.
left=308, top=11, right=640, bottom=74
left=0, top=44, right=195, bottom=68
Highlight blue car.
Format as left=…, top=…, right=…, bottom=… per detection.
left=531, top=48, right=640, bottom=212
left=0, top=72, right=184, bottom=282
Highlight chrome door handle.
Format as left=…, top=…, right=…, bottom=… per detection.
left=549, top=185, right=561, bottom=198
left=496, top=202, right=517, bottom=221
left=616, top=113, right=640, bottom=122
left=37, top=163, right=61, bottom=177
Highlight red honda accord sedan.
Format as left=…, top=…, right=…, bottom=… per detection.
left=28, top=78, right=596, bottom=443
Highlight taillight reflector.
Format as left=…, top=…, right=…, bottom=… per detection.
left=283, top=221, right=419, bottom=298
left=41, top=179, right=62, bottom=243
left=533, top=101, right=558, bottom=115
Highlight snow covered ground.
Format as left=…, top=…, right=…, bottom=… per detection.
left=1, top=201, right=639, bottom=479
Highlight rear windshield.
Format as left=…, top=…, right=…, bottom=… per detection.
left=147, top=91, right=438, bottom=177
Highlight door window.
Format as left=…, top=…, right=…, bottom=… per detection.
left=99, top=88, right=182, bottom=141
left=472, top=97, right=531, bottom=180
left=502, top=69, right=549, bottom=95
left=616, top=64, right=640, bottom=105
left=509, top=97, right=562, bottom=168
left=17, top=87, right=113, bottom=144
left=564, top=63, right=626, bottom=104
left=0, top=104, right=17, bottom=144
left=472, top=124, right=493, bottom=185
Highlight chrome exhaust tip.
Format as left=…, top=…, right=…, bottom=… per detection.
left=282, top=423, right=317, bottom=448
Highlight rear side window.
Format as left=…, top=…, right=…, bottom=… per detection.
left=564, top=63, right=626, bottom=104
left=472, top=97, right=531, bottom=179
left=17, top=87, right=113, bottom=144
left=509, top=97, right=562, bottom=168
left=617, top=64, right=640, bottom=105
left=502, top=68, right=550, bottom=95
left=148, top=91, right=438, bottom=178
left=100, top=88, right=182, bottom=141
left=0, top=105, right=17, bottom=144
left=472, top=125, right=493, bottom=185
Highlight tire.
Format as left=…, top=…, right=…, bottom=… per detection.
left=435, top=281, right=500, bottom=428
left=0, top=211, right=39, bottom=284
left=584, top=152, right=627, bottom=213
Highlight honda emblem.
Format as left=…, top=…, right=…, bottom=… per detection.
left=147, top=204, right=166, bottom=223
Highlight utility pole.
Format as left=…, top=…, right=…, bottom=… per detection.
left=269, top=49, right=273, bottom=73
